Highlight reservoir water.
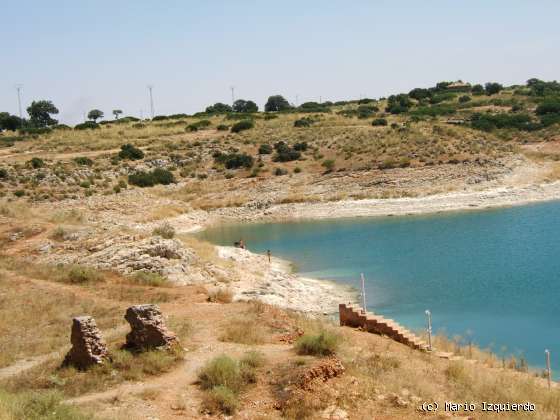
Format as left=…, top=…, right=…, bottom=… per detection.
left=197, top=201, right=560, bottom=374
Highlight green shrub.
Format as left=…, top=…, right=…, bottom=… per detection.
left=321, top=159, right=335, bottom=172
left=357, top=104, right=378, bottom=118
left=293, top=141, right=308, bottom=151
left=230, top=120, right=254, bottom=133
left=264, top=114, right=278, bottom=120
left=152, top=115, right=169, bottom=121
left=74, top=157, right=93, bottom=166
left=67, top=265, right=103, bottom=284
left=372, top=118, right=388, bottom=126
left=295, top=331, right=340, bottom=356
left=128, top=168, right=175, bottom=187
left=118, top=144, right=144, bottom=160
left=458, top=95, right=471, bottom=103
left=0, top=168, right=8, bottom=179
left=198, top=355, right=243, bottom=392
left=28, top=157, right=45, bottom=169
left=79, top=181, right=91, bottom=189
left=411, top=105, right=456, bottom=117
left=536, top=99, right=560, bottom=115
left=202, top=385, right=238, bottom=415
left=293, top=166, right=302, bottom=173
left=14, top=190, right=25, bottom=197
left=294, top=118, right=312, bottom=127
left=19, top=127, right=52, bottom=135
left=258, top=144, right=273, bottom=154
left=273, top=141, right=300, bottom=162
left=213, top=152, right=254, bottom=169
left=74, top=121, right=99, bottom=130
left=470, top=112, right=535, bottom=131
left=274, top=167, right=288, bottom=176
left=131, top=271, right=168, bottom=287
left=216, top=124, right=229, bottom=131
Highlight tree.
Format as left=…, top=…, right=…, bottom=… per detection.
left=205, top=103, right=232, bottom=114
left=0, top=113, right=23, bottom=131
left=485, top=82, right=503, bottom=96
left=87, top=109, right=104, bottom=122
left=27, top=100, right=59, bottom=127
left=264, top=95, right=291, bottom=112
left=112, top=109, right=123, bottom=120
left=408, top=88, right=431, bottom=101
left=471, top=84, right=484, bottom=95
left=232, top=99, right=258, bottom=113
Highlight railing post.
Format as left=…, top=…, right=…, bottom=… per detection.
left=425, top=310, right=432, bottom=351
left=360, top=273, right=367, bottom=313
left=545, top=349, right=552, bottom=389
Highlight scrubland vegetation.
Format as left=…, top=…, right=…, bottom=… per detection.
left=2, top=78, right=560, bottom=204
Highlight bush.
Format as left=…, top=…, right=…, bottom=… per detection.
left=67, top=265, right=103, bottom=284
left=14, top=190, right=25, bottom=197
left=273, top=141, right=300, bottom=162
left=321, top=159, right=335, bottom=172
left=29, top=157, right=45, bottom=169
left=202, top=385, right=238, bottom=415
left=131, top=271, right=168, bottom=287
left=258, top=144, right=273, bottom=154
left=74, top=121, right=99, bottom=130
left=264, top=114, right=278, bottom=120
left=152, top=222, right=175, bottom=239
left=214, top=152, right=254, bottom=169
left=295, top=331, right=340, bottom=356
left=470, top=113, right=536, bottom=131
left=372, top=118, right=388, bottom=126
left=128, top=168, right=175, bottom=187
left=458, top=95, right=472, bottom=103
left=293, top=141, right=308, bottom=151
left=186, top=120, right=212, bottom=132
left=152, top=115, right=169, bottom=121
left=357, top=104, right=378, bottom=118
left=198, top=355, right=242, bottom=392
left=294, top=118, right=312, bottom=127
left=411, top=105, right=456, bottom=117
left=536, top=99, right=560, bottom=115
left=18, top=127, right=52, bottom=135
left=119, top=144, right=144, bottom=160
left=0, top=168, right=8, bottom=179
left=216, top=124, right=229, bottom=131
left=74, top=157, right=93, bottom=166
left=230, top=120, right=254, bottom=133
left=274, top=167, right=288, bottom=176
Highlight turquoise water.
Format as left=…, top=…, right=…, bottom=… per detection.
left=197, top=201, right=560, bottom=374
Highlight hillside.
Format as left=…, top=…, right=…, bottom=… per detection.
left=1, top=79, right=560, bottom=419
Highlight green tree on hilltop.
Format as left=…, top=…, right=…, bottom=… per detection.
left=27, top=100, right=59, bottom=127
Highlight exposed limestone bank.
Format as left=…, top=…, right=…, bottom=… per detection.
left=209, top=181, right=560, bottom=224
left=215, top=246, right=357, bottom=314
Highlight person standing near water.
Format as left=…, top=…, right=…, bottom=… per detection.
left=267, top=249, right=271, bottom=263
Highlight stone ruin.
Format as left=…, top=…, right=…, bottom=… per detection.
left=62, top=316, right=109, bottom=370
left=124, top=304, right=178, bottom=350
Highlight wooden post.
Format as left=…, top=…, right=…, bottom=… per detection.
left=360, top=273, right=367, bottom=313
left=545, top=349, right=552, bottom=389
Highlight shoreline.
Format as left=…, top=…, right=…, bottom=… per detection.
left=208, top=180, right=560, bottom=226
left=215, top=245, right=358, bottom=314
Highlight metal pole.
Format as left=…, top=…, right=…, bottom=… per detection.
left=425, top=310, right=432, bottom=351
left=147, top=85, right=154, bottom=119
left=545, top=349, right=551, bottom=389
left=230, top=86, right=235, bottom=105
left=360, top=273, right=367, bottom=313
left=15, top=84, right=23, bottom=119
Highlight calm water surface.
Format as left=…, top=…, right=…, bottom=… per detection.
left=197, top=201, right=560, bottom=374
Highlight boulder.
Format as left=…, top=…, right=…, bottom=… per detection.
left=124, top=304, right=178, bottom=350
left=62, top=316, right=109, bottom=370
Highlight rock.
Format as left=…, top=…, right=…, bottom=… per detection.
left=62, top=316, right=109, bottom=370
left=298, top=356, right=345, bottom=390
left=321, top=405, right=348, bottom=419
left=124, top=304, right=178, bottom=350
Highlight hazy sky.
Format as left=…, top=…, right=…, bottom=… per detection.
left=1, top=1, right=559, bottom=124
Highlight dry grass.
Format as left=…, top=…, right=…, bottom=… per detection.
left=0, top=271, right=121, bottom=368
left=219, top=318, right=268, bottom=345
left=3, top=345, right=184, bottom=398
left=207, top=287, right=233, bottom=303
